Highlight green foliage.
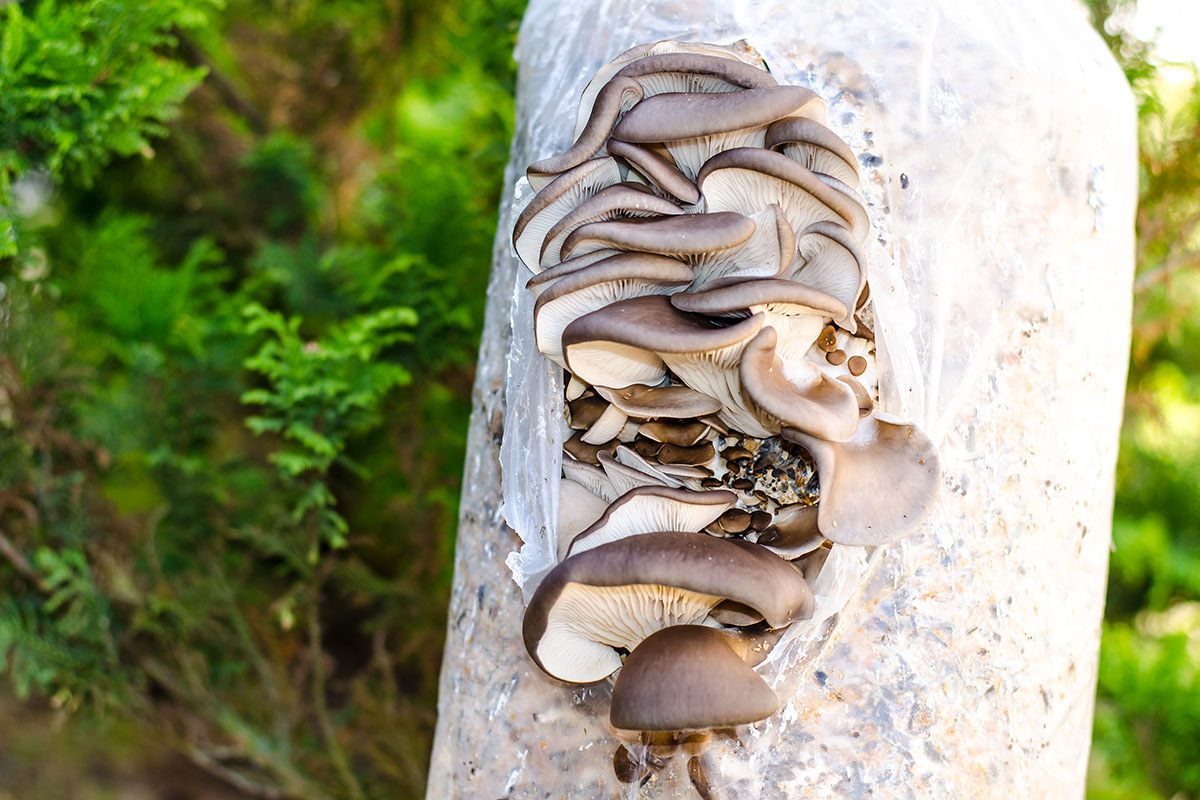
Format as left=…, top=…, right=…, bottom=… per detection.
left=0, top=0, right=526, bottom=797
left=0, top=0, right=217, bottom=257
left=1082, top=3, right=1200, bottom=799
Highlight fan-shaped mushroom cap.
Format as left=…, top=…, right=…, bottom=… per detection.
left=514, top=158, right=622, bottom=271
left=574, top=46, right=774, bottom=140
left=606, top=139, right=700, bottom=205
left=522, top=531, right=814, bottom=683
left=528, top=77, right=645, bottom=187
left=765, top=117, right=860, bottom=188
left=781, top=415, right=941, bottom=545
left=672, top=278, right=848, bottom=361
left=561, top=212, right=755, bottom=261
left=755, top=503, right=824, bottom=560
left=564, top=295, right=771, bottom=432
left=698, top=147, right=869, bottom=243
left=595, top=383, right=721, bottom=420
left=739, top=327, right=860, bottom=442
left=609, top=625, right=778, bottom=731
left=538, top=183, right=684, bottom=268
left=565, top=486, right=736, bottom=556
left=533, top=252, right=693, bottom=368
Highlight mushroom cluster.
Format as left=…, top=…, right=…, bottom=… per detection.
left=513, top=40, right=940, bottom=782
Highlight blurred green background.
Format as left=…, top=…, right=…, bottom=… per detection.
left=0, top=0, right=1195, bottom=797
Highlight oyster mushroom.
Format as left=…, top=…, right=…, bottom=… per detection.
left=611, top=86, right=825, bottom=179
left=565, top=486, right=736, bottom=556
left=513, top=158, right=622, bottom=271
left=527, top=77, right=645, bottom=187
left=609, top=625, right=778, bottom=731
left=532, top=252, right=692, bottom=369
left=781, top=415, right=941, bottom=545
left=522, top=531, right=814, bottom=683
left=671, top=278, right=848, bottom=361
left=538, top=183, right=684, bottom=267
left=698, top=147, right=869, bottom=243
left=765, top=116, right=861, bottom=188
left=739, top=326, right=860, bottom=442
left=574, top=47, right=777, bottom=140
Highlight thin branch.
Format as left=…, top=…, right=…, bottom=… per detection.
left=308, top=579, right=368, bottom=800
left=0, top=526, right=46, bottom=591
left=1134, top=249, right=1200, bottom=293
left=172, top=26, right=270, bottom=136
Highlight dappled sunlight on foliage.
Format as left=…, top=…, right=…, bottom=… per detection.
left=1, top=0, right=524, bottom=796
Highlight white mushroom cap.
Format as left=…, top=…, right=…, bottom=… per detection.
left=557, top=479, right=611, bottom=560
left=781, top=415, right=941, bottom=545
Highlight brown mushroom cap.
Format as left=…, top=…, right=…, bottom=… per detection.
left=637, top=420, right=711, bottom=446
left=739, top=327, right=860, bottom=442
left=674, top=278, right=848, bottom=361
left=595, top=383, right=722, bottom=419
left=755, top=503, right=824, bottom=560
left=522, top=531, right=814, bottom=683
left=561, top=212, right=755, bottom=261
left=607, top=139, right=700, bottom=205
left=561, top=295, right=763, bottom=389
left=612, top=86, right=821, bottom=144
left=781, top=415, right=941, bottom=545
left=527, top=77, right=645, bottom=187
left=609, top=625, right=778, bottom=731
left=574, top=47, right=775, bottom=140
left=532, top=252, right=693, bottom=368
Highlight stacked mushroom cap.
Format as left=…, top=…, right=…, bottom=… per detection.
left=515, top=40, right=941, bottom=735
